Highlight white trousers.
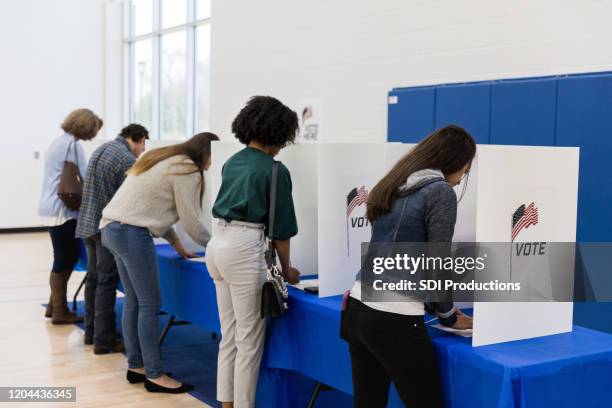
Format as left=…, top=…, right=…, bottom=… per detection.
left=206, top=220, right=267, bottom=408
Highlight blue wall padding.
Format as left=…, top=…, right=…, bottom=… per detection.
left=388, top=72, right=612, bottom=242
left=435, top=83, right=491, bottom=144
left=489, top=78, right=557, bottom=146
left=574, top=303, right=612, bottom=334
left=387, top=87, right=435, bottom=142
left=556, top=73, right=612, bottom=242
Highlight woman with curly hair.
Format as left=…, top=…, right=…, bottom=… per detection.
left=207, top=96, right=301, bottom=408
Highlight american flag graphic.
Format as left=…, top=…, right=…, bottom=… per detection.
left=511, top=202, right=539, bottom=241
left=347, top=186, right=369, bottom=216
left=346, top=186, right=369, bottom=256
left=302, top=106, right=313, bottom=122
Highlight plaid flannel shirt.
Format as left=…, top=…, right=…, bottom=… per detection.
left=76, top=137, right=135, bottom=239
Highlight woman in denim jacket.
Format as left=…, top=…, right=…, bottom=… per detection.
left=342, top=125, right=476, bottom=408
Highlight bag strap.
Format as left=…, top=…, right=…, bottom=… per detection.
left=267, top=162, right=280, bottom=258
left=64, top=137, right=79, bottom=168
left=75, top=139, right=79, bottom=169
left=391, top=198, right=408, bottom=241
left=63, top=139, right=73, bottom=162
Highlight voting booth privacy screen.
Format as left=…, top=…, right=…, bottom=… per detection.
left=458, top=145, right=579, bottom=346
left=210, top=141, right=579, bottom=346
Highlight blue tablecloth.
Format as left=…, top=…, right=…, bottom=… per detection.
left=156, top=245, right=220, bottom=332
left=155, top=245, right=612, bottom=407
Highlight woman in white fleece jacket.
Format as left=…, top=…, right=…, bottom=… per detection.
left=100, top=132, right=218, bottom=394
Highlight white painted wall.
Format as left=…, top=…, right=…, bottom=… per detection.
left=210, top=0, right=612, bottom=143
left=0, top=0, right=122, bottom=228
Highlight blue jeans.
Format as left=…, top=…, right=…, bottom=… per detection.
left=101, top=222, right=163, bottom=378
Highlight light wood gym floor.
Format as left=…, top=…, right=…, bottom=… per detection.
left=0, top=232, right=210, bottom=407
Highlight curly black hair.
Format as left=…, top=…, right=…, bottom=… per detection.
left=120, top=123, right=149, bottom=142
left=231, top=96, right=299, bottom=146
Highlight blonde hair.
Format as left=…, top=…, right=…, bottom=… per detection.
left=61, top=108, right=103, bottom=140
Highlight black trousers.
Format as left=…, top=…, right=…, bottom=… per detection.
left=340, top=297, right=444, bottom=408
left=84, top=235, right=120, bottom=346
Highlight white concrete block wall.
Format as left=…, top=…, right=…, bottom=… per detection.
left=210, top=0, right=612, bottom=143
left=0, top=0, right=116, bottom=228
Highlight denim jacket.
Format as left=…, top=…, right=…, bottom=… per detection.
left=358, top=169, right=458, bottom=326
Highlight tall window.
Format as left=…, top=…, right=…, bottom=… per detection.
left=125, top=0, right=211, bottom=140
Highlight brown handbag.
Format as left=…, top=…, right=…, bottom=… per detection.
left=57, top=139, right=83, bottom=211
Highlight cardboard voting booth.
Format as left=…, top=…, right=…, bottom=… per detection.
left=210, top=141, right=579, bottom=346
left=455, top=145, right=579, bottom=346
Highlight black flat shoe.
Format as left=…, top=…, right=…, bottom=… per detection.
left=144, top=378, right=194, bottom=393
left=126, top=370, right=173, bottom=384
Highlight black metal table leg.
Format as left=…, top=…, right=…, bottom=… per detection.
left=307, top=382, right=333, bottom=408
left=72, top=273, right=87, bottom=311
left=158, top=316, right=191, bottom=347
left=159, top=315, right=176, bottom=346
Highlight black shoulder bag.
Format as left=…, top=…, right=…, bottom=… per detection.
left=261, top=162, right=289, bottom=319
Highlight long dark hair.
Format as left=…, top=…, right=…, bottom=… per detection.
left=367, top=125, right=476, bottom=222
left=129, top=132, right=219, bottom=203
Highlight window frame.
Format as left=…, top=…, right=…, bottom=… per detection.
left=124, top=0, right=211, bottom=140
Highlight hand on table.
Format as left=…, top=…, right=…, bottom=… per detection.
left=285, top=266, right=301, bottom=285
left=173, top=240, right=198, bottom=259
left=452, top=309, right=473, bottom=330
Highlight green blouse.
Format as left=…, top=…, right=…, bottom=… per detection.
left=212, top=147, right=298, bottom=240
